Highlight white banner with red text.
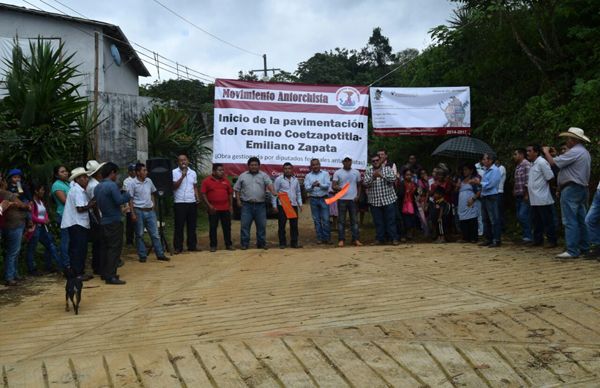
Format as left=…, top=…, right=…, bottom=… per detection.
left=370, top=86, right=471, bottom=136
left=213, top=79, right=369, bottom=177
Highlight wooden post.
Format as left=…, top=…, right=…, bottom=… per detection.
left=93, top=31, right=99, bottom=159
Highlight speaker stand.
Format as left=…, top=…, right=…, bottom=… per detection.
left=157, top=191, right=172, bottom=255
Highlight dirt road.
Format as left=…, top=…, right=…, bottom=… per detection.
left=1, top=212, right=600, bottom=387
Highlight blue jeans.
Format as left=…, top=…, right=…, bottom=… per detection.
left=586, top=190, right=600, bottom=246
left=561, top=184, right=589, bottom=256
left=3, top=224, right=25, bottom=281
left=25, top=224, right=64, bottom=272
left=134, top=209, right=165, bottom=259
left=309, top=197, right=330, bottom=242
left=481, top=194, right=501, bottom=244
left=370, top=202, right=398, bottom=242
left=515, top=195, right=532, bottom=241
left=338, top=200, right=359, bottom=242
left=57, top=214, right=70, bottom=267
left=240, top=202, right=267, bottom=248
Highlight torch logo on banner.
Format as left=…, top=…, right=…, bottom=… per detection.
left=335, top=87, right=361, bottom=112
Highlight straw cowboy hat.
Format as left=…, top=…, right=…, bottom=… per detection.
left=86, top=160, right=106, bottom=176
left=69, top=167, right=88, bottom=182
left=559, top=127, right=590, bottom=143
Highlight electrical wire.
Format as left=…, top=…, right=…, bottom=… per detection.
left=46, top=0, right=216, bottom=80
left=21, top=0, right=215, bottom=82
left=132, top=43, right=214, bottom=80
left=151, top=0, right=262, bottom=57
left=369, top=14, right=480, bottom=86
left=136, top=50, right=212, bottom=83
left=50, top=0, right=86, bottom=18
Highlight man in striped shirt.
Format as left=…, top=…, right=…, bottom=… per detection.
left=363, top=154, right=399, bottom=245
left=512, top=148, right=532, bottom=244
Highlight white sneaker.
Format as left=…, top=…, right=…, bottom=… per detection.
left=556, top=251, right=576, bottom=259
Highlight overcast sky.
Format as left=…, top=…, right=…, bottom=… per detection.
left=4, top=0, right=459, bottom=85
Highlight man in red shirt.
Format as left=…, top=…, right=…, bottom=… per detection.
left=200, top=164, right=234, bottom=252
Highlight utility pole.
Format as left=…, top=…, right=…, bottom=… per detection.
left=93, top=31, right=99, bottom=159
left=250, top=54, right=281, bottom=80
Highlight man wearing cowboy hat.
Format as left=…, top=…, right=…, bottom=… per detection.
left=61, top=167, right=94, bottom=280
left=86, top=160, right=105, bottom=275
left=543, top=127, right=591, bottom=259
left=86, top=160, right=106, bottom=199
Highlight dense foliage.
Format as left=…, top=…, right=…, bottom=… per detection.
left=273, top=1, right=599, bottom=177
left=140, top=79, right=214, bottom=133
left=137, top=105, right=211, bottom=170
left=0, top=39, right=92, bottom=170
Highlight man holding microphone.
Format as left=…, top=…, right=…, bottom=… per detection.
left=172, top=154, right=199, bottom=254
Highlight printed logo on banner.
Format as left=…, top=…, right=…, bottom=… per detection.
left=440, top=96, right=469, bottom=127
left=374, top=89, right=383, bottom=101
left=335, top=87, right=361, bottom=112
left=370, top=86, right=471, bottom=136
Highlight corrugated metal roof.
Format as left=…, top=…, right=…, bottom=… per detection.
left=0, top=3, right=151, bottom=76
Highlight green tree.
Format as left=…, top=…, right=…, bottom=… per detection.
left=138, top=105, right=211, bottom=170
left=140, top=79, right=213, bottom=133
left=1, top=38, right=90, bottom=166
left=237, top=71, right=259, bottom=81
left=361, top=27, right=395, bottom=68
left=295, top=48, right=370, bottom=85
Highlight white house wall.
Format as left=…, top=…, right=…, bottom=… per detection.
left=0, top=9, right=140, bottom=97
left=102, top=38, right=140, bottom=95
left=0, top=10, right=102, bottom=96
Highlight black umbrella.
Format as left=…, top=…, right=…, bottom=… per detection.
left=432, top=136, right=495, bottom=159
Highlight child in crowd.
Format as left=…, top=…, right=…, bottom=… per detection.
left=328, top=187, right=338, bottom=230
left=416, top=169, right=430, bottom=236
left=25, top=183, right=63, bottom=275
left=358, top=188, right=369, bottom=226
left=398, top=170, right=418, bottom=240
left=457, top=164, right=481, bottom=243
left=432, top=186, right=451, bottom=243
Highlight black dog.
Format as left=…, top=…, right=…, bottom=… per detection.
left=64, top=268, right=82, bottom=315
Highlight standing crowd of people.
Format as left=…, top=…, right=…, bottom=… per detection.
left=203, top=127, right=598, bottom=262
left=2, top=127, right=598, bottom=286
left=0, top=160, right=170, bottom=286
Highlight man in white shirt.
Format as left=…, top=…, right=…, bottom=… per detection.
left=475, top=157, right=485, bottom=236
left=61, top=167, right=93, bottom=280
left=332, top=156, right=362, bottom=247
left=526, top=145, right=557, bottom=247
left=85, top=160, right=105, bottom=275
left=122, top=164, right=136, bottom=246
left=495, top=159, right=507, bottom=231
left=172, top=154, right=199, bottom=253
left=129, top=162, right=169, bottom=262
